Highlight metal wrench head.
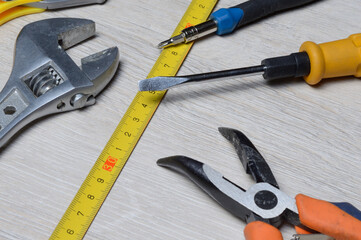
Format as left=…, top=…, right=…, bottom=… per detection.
left=26, top=0, right=107, bottom=10
left=0, top=18, right=119, bottom=148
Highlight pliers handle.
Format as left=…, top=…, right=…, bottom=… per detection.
left=0, top=0, right=44, bottom=26
left=244, top=194, right=361, bottom=240
left=0, top=0, right=105, bottom=26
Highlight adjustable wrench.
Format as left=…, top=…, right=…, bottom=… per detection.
left=0, top=18, right=119, bottom=148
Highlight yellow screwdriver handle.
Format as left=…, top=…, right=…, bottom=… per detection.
left=0, top=0, right=43, bottom=26
left=300, top=33, right=361, bottom=85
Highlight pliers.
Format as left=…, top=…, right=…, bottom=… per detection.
left=0, top=0, right=106, bottom=25
left=157, top=128, right=361, bottom=240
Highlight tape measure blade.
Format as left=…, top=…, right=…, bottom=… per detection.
left=50, top=0, right=218, bottom=239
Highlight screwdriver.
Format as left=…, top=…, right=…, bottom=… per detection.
left=139, top=33, right=361, bottom=91
left=157, top=0, right=320, bottom=49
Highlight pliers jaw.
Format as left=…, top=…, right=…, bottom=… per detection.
left=157, top=128, right=300, bottom=228
left=218, top=127, right=279, bottom=188
left=0, top=18, right=119, bottom=148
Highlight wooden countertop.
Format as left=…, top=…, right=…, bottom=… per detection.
left=0, top=0, right=360, bottom=239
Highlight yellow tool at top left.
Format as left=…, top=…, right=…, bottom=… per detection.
left=0, top=0, right=106, bottom=25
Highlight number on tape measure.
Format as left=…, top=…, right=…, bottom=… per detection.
left=49, top=0, right=218, bottom=239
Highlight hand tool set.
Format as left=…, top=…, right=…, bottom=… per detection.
left=0, top=0, right=360, bottom=240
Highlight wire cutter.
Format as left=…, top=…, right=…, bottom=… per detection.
left=157, top=128, right=361, bottom=240
left=0, top=0, right=106, bottom=25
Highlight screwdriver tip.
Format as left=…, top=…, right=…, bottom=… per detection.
left=157, top=39, right=171, bottom=49
left=138, top=76, right=189, bottom=91
left=157, top=33, right=185, bottom=49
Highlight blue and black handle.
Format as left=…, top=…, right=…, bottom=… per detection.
left=211, top=0, right=320, bottom=35
left=158, top=0, right=321, bottom=48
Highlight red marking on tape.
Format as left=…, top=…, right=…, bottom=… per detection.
left=102, top=156, right=118, bottom=172
left=185, top=23, right=193, bottom=28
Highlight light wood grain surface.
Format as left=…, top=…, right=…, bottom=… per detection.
left=0, top=0, right=360, bottom=239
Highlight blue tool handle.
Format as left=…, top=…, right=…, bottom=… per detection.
left=332, top=202, right=361, bottom=221
left=211, top=0, right=319, bottom=35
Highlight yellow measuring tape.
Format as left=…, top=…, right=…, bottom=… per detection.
left=49, top=0, right=218, bottom=239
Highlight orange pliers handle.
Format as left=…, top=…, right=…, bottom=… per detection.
left=244, top=194, right=361, bottom=240
left=0, top=0, right=44, bottom=25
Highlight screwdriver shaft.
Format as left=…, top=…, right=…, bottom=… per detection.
left=182, top=65, right=265, bottom=82
left=138, top=65, right=265, bottom=91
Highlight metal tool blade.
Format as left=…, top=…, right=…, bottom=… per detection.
left=291, top=234, right=335, bottom=240
left=138, top=76, right=189, bottom=91
left=218, top=127, right=279, bottom=188
left=18, top=17, right=95, bottom=50
left=157, top=34, right=186, bottom=49
left=81, top=47, right=119, bottom=97
left=138, top=65, right=265, bottom=91
left=26, top=0, right=106, bottom=10
left=157, top=156, right=253, bottom=222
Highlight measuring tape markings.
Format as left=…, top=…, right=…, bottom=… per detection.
left=50, top=0, right=218, bottom=239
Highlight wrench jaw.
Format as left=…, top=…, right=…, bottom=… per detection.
left=19, top=18, right=96, bottom=50
left=0, top=18, right=119, bottom=148
left=70, top=47, right=119, bottom=109
left=81, top=47, right=120, bottom=97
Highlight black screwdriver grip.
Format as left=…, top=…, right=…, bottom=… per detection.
left=233, top=0, right=319, bottom=28
left=261, top=52, right=311, bottom=81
